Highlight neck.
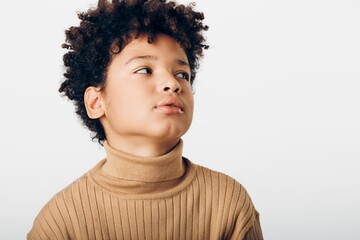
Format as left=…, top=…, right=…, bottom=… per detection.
left=105, top=136, right=180, bottom=158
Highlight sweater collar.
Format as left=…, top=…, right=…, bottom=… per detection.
left=101, top=139, right=185, bottom=183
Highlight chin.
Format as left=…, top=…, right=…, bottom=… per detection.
left=150, top=125, right=189, bottom=140
left=154, top=130, right=184, bottom=140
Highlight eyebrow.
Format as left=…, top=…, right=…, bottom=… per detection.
left=125, top=55, right=189, bottom=66
left=177, top=59, right=190, bottom=66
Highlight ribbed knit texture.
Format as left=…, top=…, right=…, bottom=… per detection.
left=28, top=140, right=263, bottom=240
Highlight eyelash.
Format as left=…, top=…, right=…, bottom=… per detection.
left=176, top=72, right=190, bottom=81
left=135, top=68, right=152, bottom=74
left=135, top=68, right=190, bottom=81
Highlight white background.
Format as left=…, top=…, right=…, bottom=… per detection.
left=1, top=0, right=359, bottom=239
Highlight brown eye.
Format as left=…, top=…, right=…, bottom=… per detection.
left=176, top=72, right=190, bottom=81
left=135, top=68, right=152, bottom=74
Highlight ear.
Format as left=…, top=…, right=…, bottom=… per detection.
left=84, top=86, right=105, bottom=119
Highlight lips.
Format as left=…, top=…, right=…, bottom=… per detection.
left=155, top=97, right=184, bottom=114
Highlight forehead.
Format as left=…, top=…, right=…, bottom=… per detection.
left=115, top=34, right=189, bottom=63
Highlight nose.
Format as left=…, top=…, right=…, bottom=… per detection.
left=159, top=73, right=182, bottom=94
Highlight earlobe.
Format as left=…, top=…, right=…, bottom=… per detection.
left=84, top=86, right=105, bottom=119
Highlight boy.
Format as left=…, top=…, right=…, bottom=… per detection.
left=28, top=0, right=263, bottom=239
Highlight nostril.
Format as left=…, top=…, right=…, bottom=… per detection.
left=163, top=85, right=180, bottom=94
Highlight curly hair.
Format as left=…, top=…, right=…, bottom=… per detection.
left=59, top=0, right=209, bottom=145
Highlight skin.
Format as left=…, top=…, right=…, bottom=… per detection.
left=84, top=34, right=194, bottom=158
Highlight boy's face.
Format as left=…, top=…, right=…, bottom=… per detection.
left=98, top=34, right=194, bottom=149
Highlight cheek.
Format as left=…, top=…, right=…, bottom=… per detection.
left=184, top=95, right=194, bottom=123
left=189, top=102, right=194, bottom=116
left=107, top=91, right=148, bottom=121
left=187, top=92, right=195, bottom=111
left=104, top=89, right=128, bottom=118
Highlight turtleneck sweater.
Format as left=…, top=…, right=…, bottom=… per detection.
left=27, top=140, right=263, bottom=240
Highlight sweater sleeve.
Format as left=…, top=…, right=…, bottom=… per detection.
left=229, top=207, right=263, bottom=240
left=27, top=192, right=72, bottom=240
left=227, top=182, right=263, bottom=240
left=242, top=210, right=263, bottom=240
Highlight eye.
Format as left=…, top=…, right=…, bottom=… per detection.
left=175, top=72, right=190, bottom=81
left=135, top=68, right=152, bottom=74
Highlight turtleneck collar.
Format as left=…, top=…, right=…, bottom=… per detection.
left=88, top=139, right=198, bottom=198
left=101, top=139, right=185, bottom=183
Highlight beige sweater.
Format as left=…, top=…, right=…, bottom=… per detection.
left=28, top=140, right=263, bottom=240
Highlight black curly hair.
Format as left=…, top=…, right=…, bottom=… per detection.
left=59, top=0, right=209, bottom=145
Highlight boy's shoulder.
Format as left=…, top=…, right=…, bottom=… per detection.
left=191, top=162, right=261, bottom=239
left=192, top=161, right=256, bottom=210
left=194, top=161, right=249, bottom=194
left=27, top=173, right=89, bottom=239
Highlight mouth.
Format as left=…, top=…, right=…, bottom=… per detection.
left=155, top=98, right=184, bottom=114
